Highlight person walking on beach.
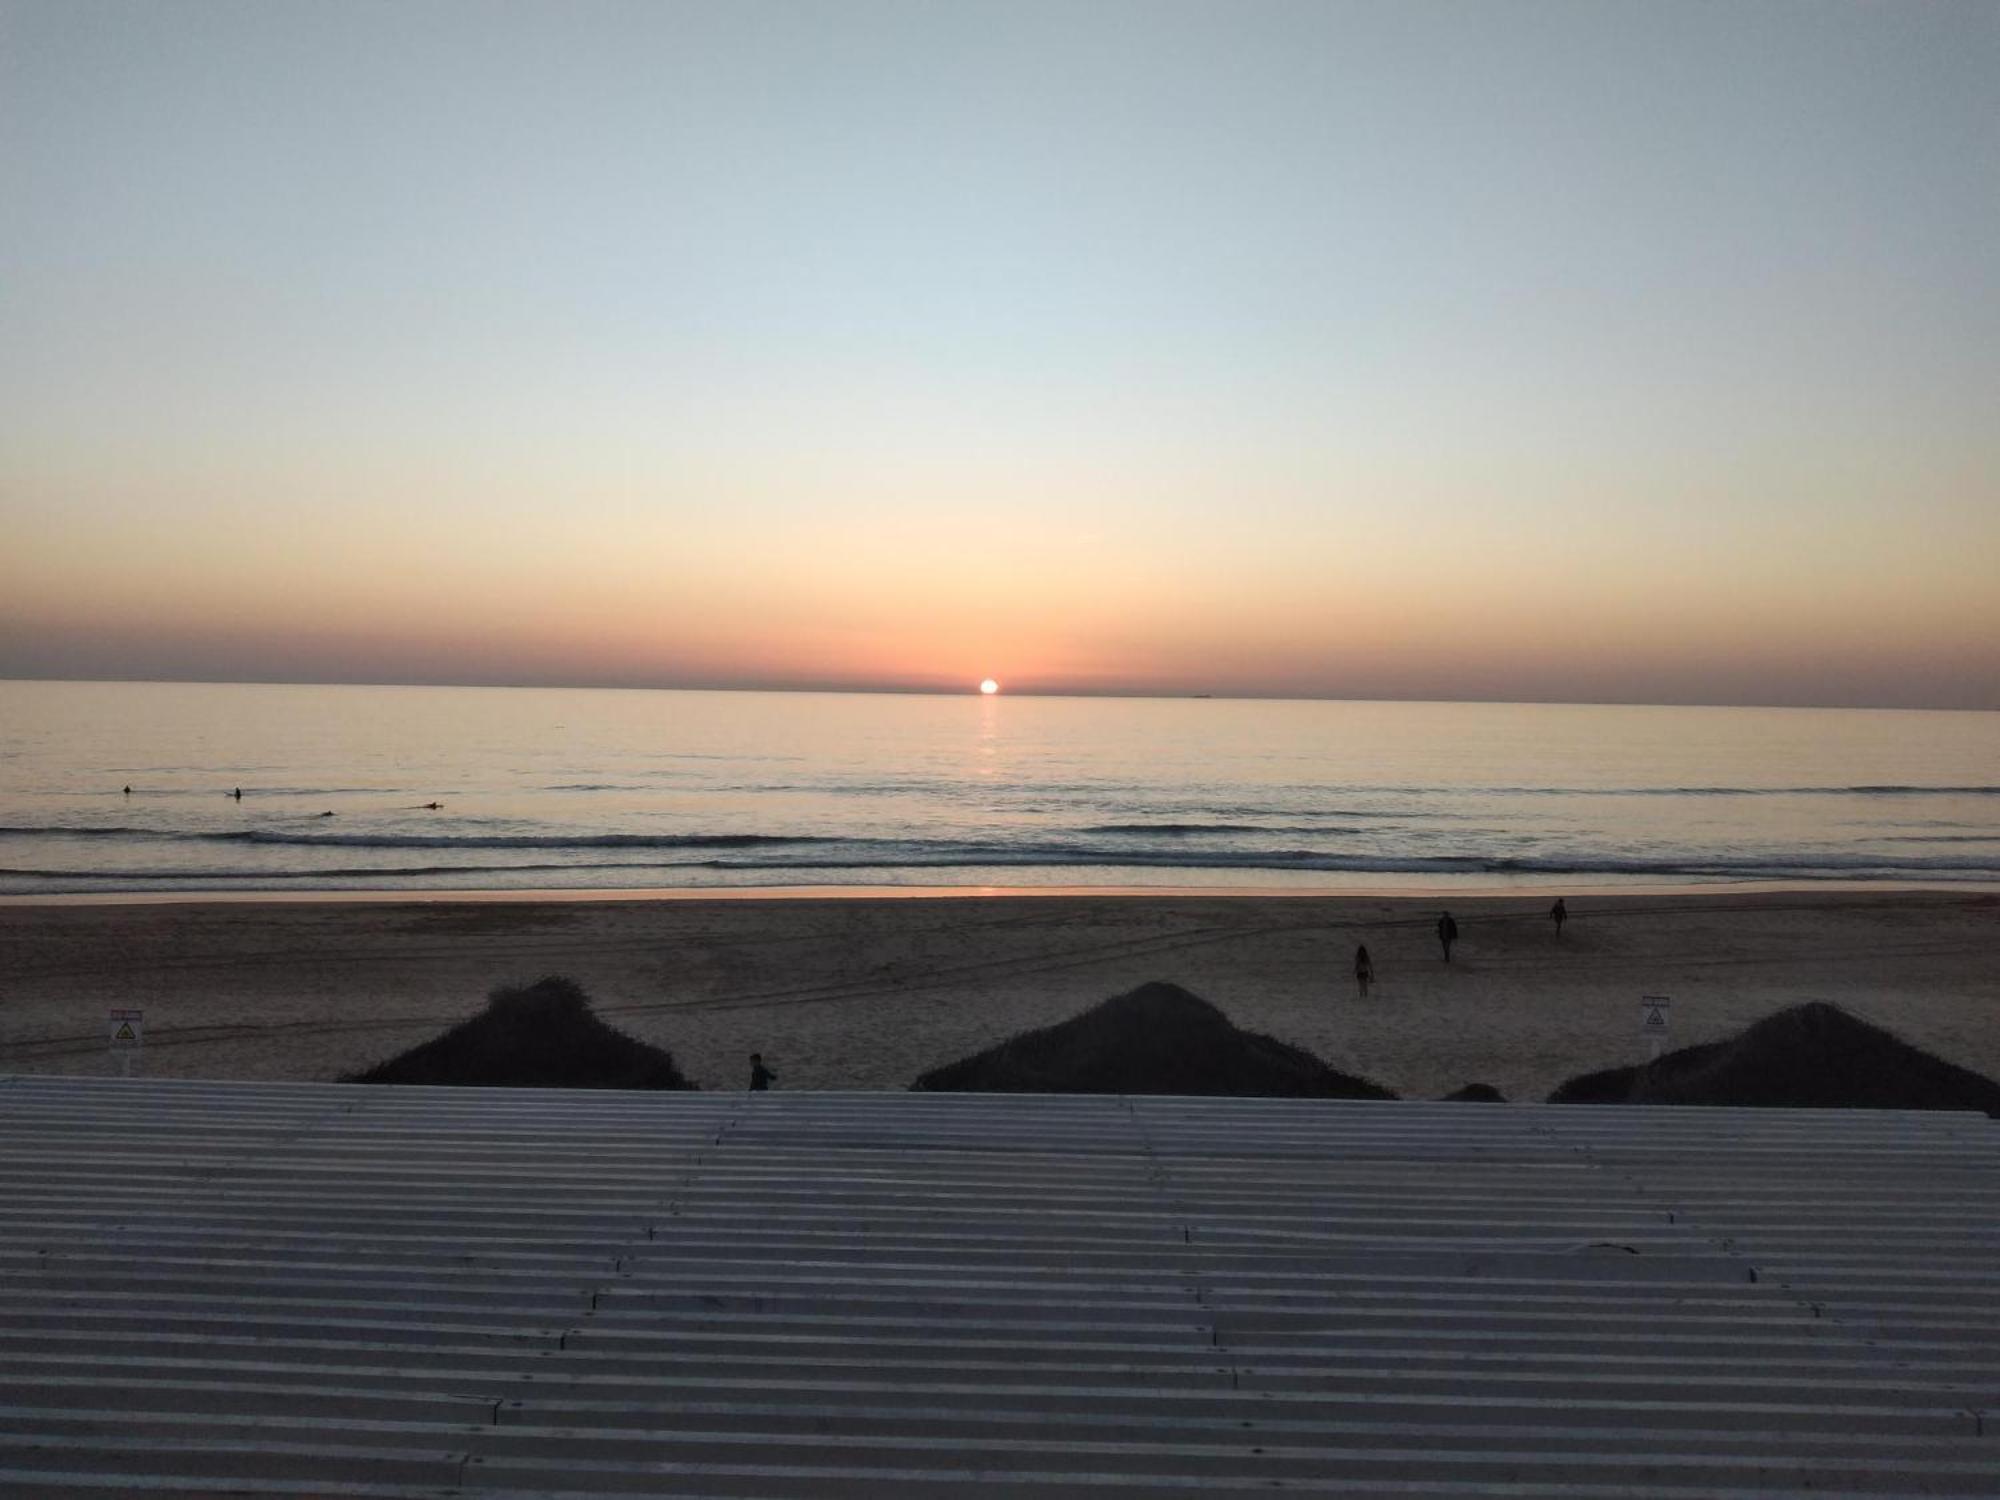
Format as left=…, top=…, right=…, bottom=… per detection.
left=1436, top=911, right=1458, bottom=963
left=748, top=1053, right=777, bottom=1091
left=1353, top=944, right=1374, bottom=999
left=1550, top=898, right=1567, bottom=939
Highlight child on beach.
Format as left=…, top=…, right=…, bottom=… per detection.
left=1353, top=944, right=1374, bottom=999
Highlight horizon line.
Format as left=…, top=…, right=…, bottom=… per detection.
left=2, top=672, right=1993, bottom=715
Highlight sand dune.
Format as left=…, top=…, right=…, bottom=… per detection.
left=2, top=889, right=1995, bottom=1102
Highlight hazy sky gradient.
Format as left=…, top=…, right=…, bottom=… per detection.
left=3, top=0, right=1996, bottom=706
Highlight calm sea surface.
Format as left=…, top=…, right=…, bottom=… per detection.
left=1, top=680, right=1996, bottom=896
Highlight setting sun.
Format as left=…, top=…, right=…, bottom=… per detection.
left=979, top=678, right=1000, bottom=695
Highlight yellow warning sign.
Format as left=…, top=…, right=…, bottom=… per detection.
left=109, top=1008, right=143, bottom=1047
left=1638, top=996, right=1671, bottom=1034
left=114, top=1024, right=136, bottom=1042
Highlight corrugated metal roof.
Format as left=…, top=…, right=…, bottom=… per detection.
left=1, top=1075, right=1995, bottom=1496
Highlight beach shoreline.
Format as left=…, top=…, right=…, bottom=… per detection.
left=5, top=876, right=1995, bottom=908
left=5, top=887, right=1995, bottom=1103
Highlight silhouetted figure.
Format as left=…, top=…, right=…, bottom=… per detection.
left=231, top=787, right=242, bottom=800
left=122, top=785, right=131, bottom=795
left=1353, top=944, right=1374, bottom=999
left=749, top=1052, right=777, bottom=1091
left=1550, top=898, right=1567, bottom=939
left=1436, top=911, right=1458, bottom=963
left=318, top=810, right=335, bottom=818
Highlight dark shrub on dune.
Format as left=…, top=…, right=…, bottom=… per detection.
left=911, top=981, right=1396, bottom=1098
left=347, top=976, right=694, bottom=1089
left=1549, top=1001, right=2000, bottom=1115
left=1442, top=1083, right=1506, bottom=1103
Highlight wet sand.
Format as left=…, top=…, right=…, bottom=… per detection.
left=2, top=889, right=1996, bottom=1101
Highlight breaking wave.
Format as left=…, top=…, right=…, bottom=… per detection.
left=8, top=844, right=1999, bottom=890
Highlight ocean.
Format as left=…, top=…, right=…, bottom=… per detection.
left=1, top=680, right=1996, bottom=896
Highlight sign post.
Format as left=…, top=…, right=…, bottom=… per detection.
left=109, top=1008, right=144, bottom=1078
left=1638, top=995, right=1671, bottom=1062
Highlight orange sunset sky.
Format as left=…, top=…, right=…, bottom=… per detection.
left=3, top=2, right=1996, bottom=708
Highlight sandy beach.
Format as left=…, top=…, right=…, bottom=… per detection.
left=2, top=888, right=1996, bottom=1101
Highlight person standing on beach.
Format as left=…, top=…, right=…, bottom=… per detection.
left=1436, top=911, right=1458, bottom=963
left=1550, top=898, right=1567, bottom=939
left=748, top=1053, right=777, bottom=1091
left=1353, top=944, right=1374, bottom=999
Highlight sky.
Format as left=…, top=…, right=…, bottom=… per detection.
left=2, top=0, right=1996, bottom=708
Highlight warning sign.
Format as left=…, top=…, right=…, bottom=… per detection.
left=1638, top=996, right=1671, bottom=1035
left=109, top=1009, right=143, bottom=1047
